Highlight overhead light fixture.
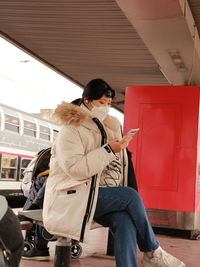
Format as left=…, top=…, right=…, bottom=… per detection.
left=19, top=60, right=30, bottom=63
left=168, top=50, right=187, bottom=72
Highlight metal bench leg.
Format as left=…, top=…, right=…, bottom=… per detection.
left=54, top=237, right=71, bottom=267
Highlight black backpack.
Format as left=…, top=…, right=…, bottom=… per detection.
left=23, top=147, right=51, bottom=210
left=32, top=148, right=51, bottom=181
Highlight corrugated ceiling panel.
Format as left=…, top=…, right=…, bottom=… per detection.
left=0, top=0, right=169, bottom=111
left=189, top=0, right=200, bottom=33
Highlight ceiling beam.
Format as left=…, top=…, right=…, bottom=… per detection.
left=116, top=0, right=200, bottom=85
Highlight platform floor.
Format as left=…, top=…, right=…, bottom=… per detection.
left=19, top=229, right=200, bottom=267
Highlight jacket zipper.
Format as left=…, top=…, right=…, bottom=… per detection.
left=80, top=118, right=106, bottom=242
left=79, top=175, right=97, bottom=242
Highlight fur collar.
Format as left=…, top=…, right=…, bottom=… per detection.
left=53, top=102, right=89, bottom=127
left=53, top=102, right=121, bottom=131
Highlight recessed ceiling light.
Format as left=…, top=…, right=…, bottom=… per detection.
left=168, top=50, right=187, bottom=72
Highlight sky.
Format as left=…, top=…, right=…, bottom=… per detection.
left=0, top=37, right=124, bottom=124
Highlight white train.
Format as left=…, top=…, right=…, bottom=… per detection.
left=0, top=103, right=59, bottom=207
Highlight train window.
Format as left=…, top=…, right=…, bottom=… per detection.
left=21, top=158, right=32, bottom=169
left=20, top=157, right=32, bottom=180
left=23, top=120, right=36, bottom=137
left=5, top=114, right=20, bottom=133
left=0, top=154, right=18, bottom=180
left=39, top=125, right=50, bottom=140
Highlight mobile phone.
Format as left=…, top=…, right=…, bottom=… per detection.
left=123, top=128, right=139, bottom=138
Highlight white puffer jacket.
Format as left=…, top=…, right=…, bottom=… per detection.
left=43, top=102, right=128, bottom=242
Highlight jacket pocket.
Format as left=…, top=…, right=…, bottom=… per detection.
left=44, top=182, right=91, bottom=238
left=58, top=182, right=88, bottom=199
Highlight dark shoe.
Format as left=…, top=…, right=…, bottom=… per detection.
left=22, top=247, right=50, bottom=261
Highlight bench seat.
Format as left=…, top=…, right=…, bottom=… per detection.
left=18, top=209, right=102, bottom=229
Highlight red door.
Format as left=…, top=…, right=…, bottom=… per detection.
left=124, top=86, right=200, bottom=212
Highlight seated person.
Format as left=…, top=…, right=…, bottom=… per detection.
left=43, top=78, right=185, bottom=267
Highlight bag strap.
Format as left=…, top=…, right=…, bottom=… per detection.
left=92, top=118, right=107, bottom=145
left=0, top=237, right=11, bottom=267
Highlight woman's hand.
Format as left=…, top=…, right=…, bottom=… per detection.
left=108, top=136, right=132, bottom=153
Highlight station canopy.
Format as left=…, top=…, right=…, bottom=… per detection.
left=1, top=0, right=200, bottom=112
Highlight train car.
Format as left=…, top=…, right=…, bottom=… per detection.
left=0, top=103, right=59, bottom=207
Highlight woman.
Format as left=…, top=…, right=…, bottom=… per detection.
left=43, top=78, right=185, bottom=267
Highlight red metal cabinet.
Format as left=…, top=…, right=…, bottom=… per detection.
left=124, top=86, right=200, bottom=234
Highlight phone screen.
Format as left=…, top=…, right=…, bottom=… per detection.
left=123, top=128, right=139, bottom=139
left=127, top=128, right=139, bottom=136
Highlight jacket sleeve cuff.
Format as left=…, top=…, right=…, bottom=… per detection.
left=103, top=144, right=116, bottom=156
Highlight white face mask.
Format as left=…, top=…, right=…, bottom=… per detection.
left=91, top=106, right=110, bottom=121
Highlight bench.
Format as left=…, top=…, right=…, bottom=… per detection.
left=19, top=209, right=115, bottom=266
left=19, top=209, right=72, bottom=267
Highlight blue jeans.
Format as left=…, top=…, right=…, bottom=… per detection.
left=93, top=187, right=159, bottom=267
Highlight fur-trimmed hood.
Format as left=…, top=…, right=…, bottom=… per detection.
left=53, top=102, right=121, bottom=131
left=53, top=102, right=89, bottom=127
